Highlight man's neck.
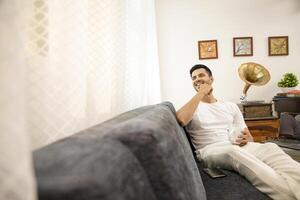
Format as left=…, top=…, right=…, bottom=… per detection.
left=201, top=94, right=217, bottom=103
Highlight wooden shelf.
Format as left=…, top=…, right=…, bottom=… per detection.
left=245, top=118, right=279, bottom=143
left=244, top=116, right=278, bottom=121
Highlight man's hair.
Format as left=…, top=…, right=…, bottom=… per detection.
left=189, top=64, right=212, bottom=77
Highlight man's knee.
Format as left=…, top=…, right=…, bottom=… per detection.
left=205, top=145, right=241, bottom=157
left=203, top=145, right=242, bottom=167
left=224, top=145, right=242, bottom=156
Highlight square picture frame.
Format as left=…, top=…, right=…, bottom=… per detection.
left=198, top=40, right=218, bottom=59
left=268, top=36, right=289, bottom=56
left=233, top=37, right=253, bottom=56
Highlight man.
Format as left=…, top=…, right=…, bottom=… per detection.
left=176, top=64, right=300, bottom=200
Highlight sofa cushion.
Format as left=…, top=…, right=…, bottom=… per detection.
left=34, top=137, right=157, bottom=200
left=102, top=102, right=206, bottom=200
left=280, top=113, right=300, bottom=139
left=196, top=158, right=271, bottom=199
left=34, top=101, right=206, bottom=200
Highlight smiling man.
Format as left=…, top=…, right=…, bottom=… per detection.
left=176, top=64, right=300, bottom=200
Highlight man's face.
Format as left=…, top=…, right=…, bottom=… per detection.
left=191, top=68, right=213, bottom=92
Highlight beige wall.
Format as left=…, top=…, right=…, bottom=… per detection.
left=156, top=0, right=300, bottom=109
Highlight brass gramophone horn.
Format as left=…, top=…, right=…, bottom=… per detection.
left=238, top=62, right=270, bottom=100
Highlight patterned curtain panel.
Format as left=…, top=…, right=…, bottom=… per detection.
left=1, top=0, right=160, bottom=198
left=25, top=0, right=161, bottom=149
left=0, top=1, right=37, bottom=200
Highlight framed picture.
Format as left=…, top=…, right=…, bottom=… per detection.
left=233, top=37, right=253, bottom=56
left=268, top=36, right=289, bottom=56
left=198, top=40, right=218, bottom=59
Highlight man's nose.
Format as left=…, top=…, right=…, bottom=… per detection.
left=195, top=79, right=205, bottom=84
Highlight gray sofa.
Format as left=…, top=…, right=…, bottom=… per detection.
left=279, top=112, right=300, bottom=139
left=33, top=102, right=270, bottom=200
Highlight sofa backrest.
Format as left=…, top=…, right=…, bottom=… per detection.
left=34, top=102, right=206, bottom=200
left=34, top=134, right=157, bottom=200
left=102, top=102, right=206, bottom=200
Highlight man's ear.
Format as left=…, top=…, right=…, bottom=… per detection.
left=210, top=76, right=214, bottom=83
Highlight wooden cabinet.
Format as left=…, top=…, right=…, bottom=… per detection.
left=238, top=103, right=273, bottom=118
left=245, top=118, right=279, bottom=142
left=273, top=96, right=300, bottom=116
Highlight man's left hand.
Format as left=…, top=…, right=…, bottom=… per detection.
left=235, top=128, right=253, bottom=146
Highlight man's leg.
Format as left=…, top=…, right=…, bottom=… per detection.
left=198, top=144, right=295, bottom=200
left=243, top=142, right=300, bottom=199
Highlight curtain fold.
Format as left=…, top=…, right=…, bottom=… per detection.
left=0, top=1, right=37, bottom=199
left=1, top=0, right=161, bottom=197
left=124, top=0, right=161, bottom=109
left=25, top=0, right=161, bottom=149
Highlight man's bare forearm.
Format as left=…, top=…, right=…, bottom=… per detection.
left=176, top=93, right=204, bottom=126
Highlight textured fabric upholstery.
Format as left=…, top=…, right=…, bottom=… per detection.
left=34, top=101, right=269, bottom=200
left=34, top=136, right=157, bottom=200
left=33, top=102, right=206, bottom=200
left=197, top=161, right=270, bottom=200
left=280, top=113, right=300, bottom=139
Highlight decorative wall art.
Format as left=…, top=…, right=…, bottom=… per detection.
left=233, top=37, right=253, bottom=56
left=197, top=36, right=290, bottom=59
left=198, top=40, right=218, bottom=59
left=268, top=36, right=289, bottom=56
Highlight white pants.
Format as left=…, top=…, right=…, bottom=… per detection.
left=197, top=142, right=300, bottom=200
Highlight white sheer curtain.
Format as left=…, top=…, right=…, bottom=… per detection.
left=1, top=0, right=160, bottom=198
left=26, top=0, right=161, bottom=149
left=0, top=1, right=36, bottom=200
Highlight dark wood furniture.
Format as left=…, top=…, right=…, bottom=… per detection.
left=273, top=96, right=300, bottom=116
left=238, top=102, right=279, bottom=142
left=238, top=103, right=273, bottom=118
left=245, top=117, right=279, bottom=142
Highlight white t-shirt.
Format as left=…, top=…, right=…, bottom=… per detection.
left=186, top=100, right=247, bottom=150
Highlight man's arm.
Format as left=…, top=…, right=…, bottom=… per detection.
left=232, top=104, right=254, bottom=146
left=176, top=84, right=211, bottom=126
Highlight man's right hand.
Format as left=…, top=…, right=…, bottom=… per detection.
left=196, top=83, right=213, bottom=97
